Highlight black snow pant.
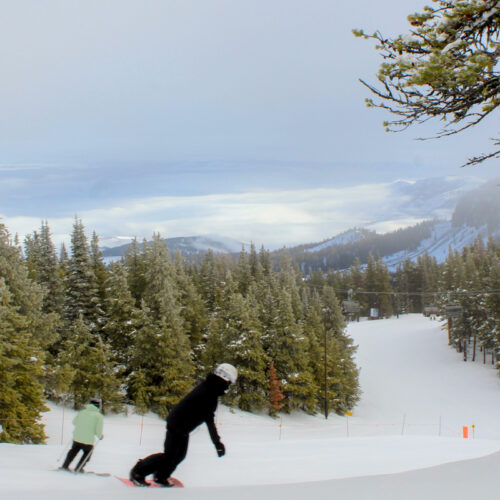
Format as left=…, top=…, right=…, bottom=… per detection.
left=62, top=441, right=94, bottom=471
left=131, top=428, right=189, bottom=483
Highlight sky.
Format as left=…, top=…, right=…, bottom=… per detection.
left=1, top=0, right=499, bottom=249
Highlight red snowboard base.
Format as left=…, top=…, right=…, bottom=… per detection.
left=116, top=476, right=184, bottom=488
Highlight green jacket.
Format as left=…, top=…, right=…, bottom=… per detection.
left=72, top=404, right=104, bottom=445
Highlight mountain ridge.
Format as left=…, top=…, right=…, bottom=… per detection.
left=101, top=177, right=499, bottom=270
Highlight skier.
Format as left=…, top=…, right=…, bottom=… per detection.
left=129, top=363, right=238, bottom=487
left=61, top=398, right=104, bottom=472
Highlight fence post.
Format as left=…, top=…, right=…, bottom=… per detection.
left=139, top=415, right=144, bottom=446
left=61, top=405, right=65, bottom=445
left=401, top=414, right=406, bottom=436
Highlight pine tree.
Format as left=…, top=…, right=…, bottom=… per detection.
left=63, top=316, right=123, bottom=411
left=375, top=257, right=394, bottom=317
left=364, top=255, right=379, bottom=315
left=278, top=251, right=304, bottom=320
left=268, top=361, right=285, bottom=417
left=199, top=250, right=221, bottom=312
left=355, top=0, right=500, bottom=166
left=24, top=232, right=40, bottom=281
left=128, top=302, right=194, bottom=417
left=478, top=249, right=500, bottom=368
left=349, top=258, right=367, bottom=313
left=102, top=262, right=138, bottom=368
left=90, top=231, right=107, bottom=331
left=124, top=237, right=147, bottom=306
left=21, top=222, right=67, bottom=397
left=235, top=247, right=252, bottom=296
left=129, top=234, right=194, bottom=416
left=65, top=217, right=98, bottom=328
left=212, top=285, right=268, bottom=411
left=173, top=251, right=208, bottom=370
left=302, top=293, right=325, bottom=410
left=267, top=287, right=316, bottom=413
left=321, top=286, right=360, bottom=415
left=249, top=243, right=264, bottom=282
left=0, top=278, right=47, bottom=443
left=0, top=222, right=58, bottom=355
left=259, top=245, right=272, bottom=276
left=59, top=243, right=69, bottom=279
left=24, top=221, right=65, bottom=316
left=203, top=272, right=238, bottom=372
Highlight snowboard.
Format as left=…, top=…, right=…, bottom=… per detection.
left=116, top=476, right=184, bottom=488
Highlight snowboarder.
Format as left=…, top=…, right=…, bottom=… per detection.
left=61, top=398, right=104, bottom=472
left=129, top=363, right=238, bottom=487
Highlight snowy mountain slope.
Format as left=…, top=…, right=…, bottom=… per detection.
left=291, top=177, right=500, bottom=270
left=97, top=176, right=485, bottom=261
left=1, top=315, right=499, bottom=499
left=382, top=221, right=491, bottom=271
left=101, top=234, right=248, bottom=259
left=385, top=176, right=481, bottom=219
left=306, top=228, right=370, bottom=253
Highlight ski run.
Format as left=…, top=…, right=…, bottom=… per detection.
left=1, top=314, right=499, bottom=499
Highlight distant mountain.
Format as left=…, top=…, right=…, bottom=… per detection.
left=386, top=176, right=478, bottom=219
left=288, top=178, right=500, bottom=273
left=305, top=228, right=373, bottom=253
left=381, top=221, right=495, bottom=272
left=99, top=177, right=499, bottom=269
left=101, top=234, right=248, bottom=260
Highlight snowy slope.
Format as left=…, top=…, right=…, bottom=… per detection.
left=303, top=220, right=496, bottom=272
left=101, top=234, right=248, bottom=260
left=306, top=228, right=369, bottom=253
left=1, top=315, right=499, bottom=499
left=382, top=221, right=492, bottom=271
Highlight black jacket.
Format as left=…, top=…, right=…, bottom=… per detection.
left=166, top=373, right=229, bottom=444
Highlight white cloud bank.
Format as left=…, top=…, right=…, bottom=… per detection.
left=1, top=178, right=467, bottom=250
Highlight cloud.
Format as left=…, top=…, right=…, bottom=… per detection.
left=2, top=181, right=436, bottom=250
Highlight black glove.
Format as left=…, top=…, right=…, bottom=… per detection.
left=215, top=441, right=225, bottom=457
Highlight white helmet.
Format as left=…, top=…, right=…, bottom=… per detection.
left=214, top=363, right=238, bottom=384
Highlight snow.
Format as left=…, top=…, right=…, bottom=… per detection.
left=442, top=39, right=464, bottom=53
left=382, top=221, right=490, bottom=271
left=1, top=315, right=499, bottom=499
left=99, top=236, right=135, bottom=250
left=306, top=229, right=367, bottom=253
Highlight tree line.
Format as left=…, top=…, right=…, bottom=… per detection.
left=293, top=221, right=436, bottom=273
left=0, top=218, right=360, bottom=444
left=316, top=238, right=500, bottom=371
left=1, top=217, right=498, bottom=445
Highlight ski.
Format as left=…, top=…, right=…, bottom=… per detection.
left=53, top=468, right=111, bottom=477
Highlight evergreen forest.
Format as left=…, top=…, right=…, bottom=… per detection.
left=0, top=217, right=498, bottom=444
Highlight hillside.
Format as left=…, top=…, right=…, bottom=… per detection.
left=101, top=234, right=247, bottom=260
left=1, top=315, right=499, bottom=499
left=99, top=177, right=498, bottom=271
left=289, top=178, right=500, bottom=272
